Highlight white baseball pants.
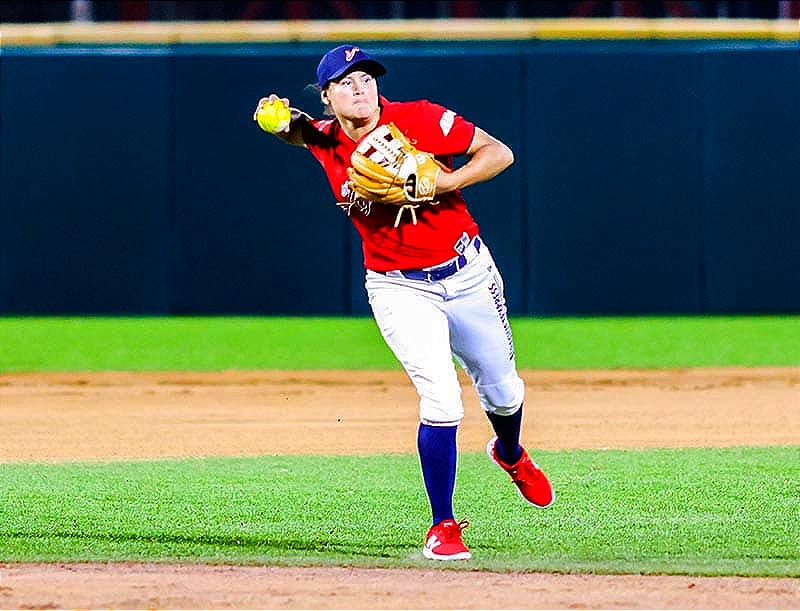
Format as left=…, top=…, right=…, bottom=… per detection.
left=365, top=238, right=525, bottom=426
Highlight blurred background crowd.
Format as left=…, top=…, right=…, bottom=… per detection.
left=2, top=0, right=799, bottom=22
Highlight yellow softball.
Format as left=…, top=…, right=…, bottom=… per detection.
left=255, top=99, right=292, bottom=133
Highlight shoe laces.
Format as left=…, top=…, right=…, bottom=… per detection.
left=439, top=518, right=469, bottom=539
left=508, top=454, right=543, bottom=485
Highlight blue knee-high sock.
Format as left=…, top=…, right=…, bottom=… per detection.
left=417, top=423, right=457, bottom=526
left=486, top=404, right=523, bottom=464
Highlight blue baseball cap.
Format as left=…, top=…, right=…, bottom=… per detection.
left=316, top=45, right=387, bottom=88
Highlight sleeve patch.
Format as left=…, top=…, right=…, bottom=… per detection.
left=439, top=109, right=455, bottom=137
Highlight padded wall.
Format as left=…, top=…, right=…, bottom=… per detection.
left=1, top=41, right=797, bottom=315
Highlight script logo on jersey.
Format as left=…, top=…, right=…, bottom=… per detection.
left=439, top=109, right=455, bottom=137
left=338, top=180, right=374, bottom=217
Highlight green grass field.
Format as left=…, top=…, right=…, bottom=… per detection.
left=1, top=315, right=798, bottom=371
left=2, top=448, right=798, bottom=576
left=1, top=315, right=798, bottom=576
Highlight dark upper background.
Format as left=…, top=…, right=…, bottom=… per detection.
left=1, top=2, right=798, bottom=316
left=1, top=0, right=799, bottom=22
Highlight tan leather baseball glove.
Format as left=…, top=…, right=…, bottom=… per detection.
left=347, top=123, right=446, bottom=225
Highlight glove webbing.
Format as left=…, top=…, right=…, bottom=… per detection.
left=360, top=132, right=427, bottom=226
left=360, top=133, right=408, bottom=182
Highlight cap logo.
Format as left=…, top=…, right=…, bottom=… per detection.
left=345, top=47, right=360, bottom=62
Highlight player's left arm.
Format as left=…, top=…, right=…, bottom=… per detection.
left=435, top=127, right=514, bottom=194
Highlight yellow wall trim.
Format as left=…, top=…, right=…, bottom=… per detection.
left=1, top=18, right=798, bottom=46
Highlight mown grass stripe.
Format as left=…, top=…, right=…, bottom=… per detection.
left=2, top=447, right=798, bottom=576
left=1, top=315, right=798, bottom=371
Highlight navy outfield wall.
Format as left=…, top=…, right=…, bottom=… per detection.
left=0, top=40, right=798, bottom=315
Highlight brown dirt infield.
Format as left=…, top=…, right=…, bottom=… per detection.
left=1, top=367, right=799, bottom=609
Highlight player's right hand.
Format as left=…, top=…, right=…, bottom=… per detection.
left=253, top=94, right=292, bottom=134
left=253, top=94, right=291, bottom=118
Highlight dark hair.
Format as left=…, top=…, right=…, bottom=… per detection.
left=303, top=82, right=335, bottom=117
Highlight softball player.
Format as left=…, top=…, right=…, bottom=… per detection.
left=254, top=44, right=554, bottom=560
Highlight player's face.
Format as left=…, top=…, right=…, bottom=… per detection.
left=324, top=70, right=379, bottom=121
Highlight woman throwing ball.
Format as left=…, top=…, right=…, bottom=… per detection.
left=253, top=44, right=554, bottom=561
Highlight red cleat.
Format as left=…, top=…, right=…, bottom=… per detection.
left=422, top=518, right=472, bottom=561
left=487, top=437, right=555, bottom=508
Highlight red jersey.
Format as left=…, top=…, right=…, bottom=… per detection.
left=304, top=96, right=480, bottom=272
